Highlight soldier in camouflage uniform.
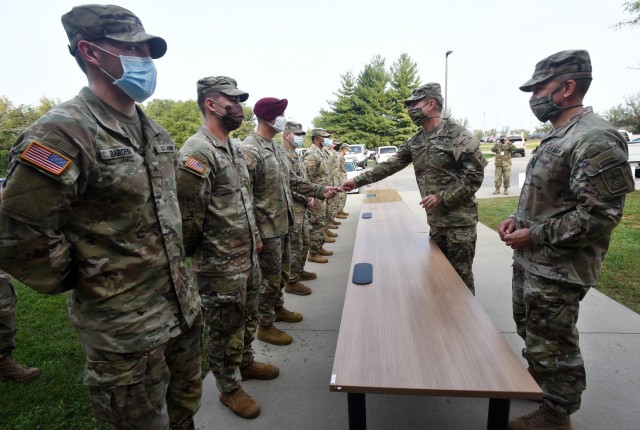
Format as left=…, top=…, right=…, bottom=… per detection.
left=491, top=137, right=517, bottom=195
left=325, top=142, right=341, bottom=238
left=0, top=6, right=203, bottom=429
left=335, top=143, right=350, bottom=218
left=177, top=77, right=280, bottom=420
left=499, top=50, right=635, bottom=430
left=0, top=271, right=40, bottom=381
left=282, top=122, right=316, bottom=295
left=341, top=83, right=487, bottom=294
left=305, top=129, right=336, bottom=263
left=240, top=99, right=337, bottom=346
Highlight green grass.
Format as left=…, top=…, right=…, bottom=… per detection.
left=478, top=191, right=640, bottom=314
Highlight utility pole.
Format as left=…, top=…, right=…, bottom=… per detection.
left=444, top=51, right=453, bottom=116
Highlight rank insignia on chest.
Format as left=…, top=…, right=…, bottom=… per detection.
left=185, top=156, right=206, bottom=174
left=20, top=141, right=71, bottom=175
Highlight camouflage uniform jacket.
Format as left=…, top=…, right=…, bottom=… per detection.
left=491, top=141, right=517, bottom=165
left=305, top=145, right=331, bottom=186
left=284, top=148, right=309, bottom=214
left=355, top=120, right=487, bottom=227
left=338, top=153, right=347, bottom=181
left=177, top=127, right=260, bottom=276
left=240, top=132, right=326, bottom=239
left=512, top=107, right=635, bottom=286
left=0, top=87, right=200, bottom=353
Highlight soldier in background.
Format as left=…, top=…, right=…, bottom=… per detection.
left=282, top=122, right=316, bottom=295
left=491, top=137, right=517, bottom=195
left=241, top=99, right=337, bottom=346
left=0, top=5, right=202, bottom=428
left=177, top=76, right=279, bottom=419
left=324, top=140, right=340, bottom=241
left=0, top=271, right=40, bottom=381
left=305, top=129, right=335, bottom=264
left=335, top=143, right=350, bottom=219
left=499, top=50, right=634, bottom=430
left=341, top=83, right=487, bottom=294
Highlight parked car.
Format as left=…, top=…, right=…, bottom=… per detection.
left=506, top=134, right=526, bottom=157
left=630, top=136, right=640, bottom=144
left=375, top=146, right=398, bottom=164
left=528, top=133, right=545, bottom=140
left=368, top=150, right=376, bottom=160
left=345, top=143, right=368, bottom=169
left=618, top=130, right=631, bottom=142
left=345, top=160, right=362, bottom=193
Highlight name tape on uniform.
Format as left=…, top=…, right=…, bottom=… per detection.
left=100, top=147, right=134, bottom=160
left=155, top=144, right=176, bottom=153
left=21, top=141, right=71, bottom=175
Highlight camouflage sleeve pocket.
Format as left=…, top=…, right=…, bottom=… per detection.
left=582, top=148, right=634, bottom=197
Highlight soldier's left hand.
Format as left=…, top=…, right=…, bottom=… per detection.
left=502, top=228, right=533, bottom=250
left=323, top=186, right=340, bottom=200
left=419, top=194, right=441, bottom=209
left=307, top=197, right=316, bottom=209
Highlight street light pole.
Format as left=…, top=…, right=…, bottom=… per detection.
left=444, top=50, right=453, bottom=117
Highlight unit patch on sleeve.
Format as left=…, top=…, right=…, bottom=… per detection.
left=20, top=141, right=71, bottom=175
left=185, top=156, right=206, bottom=174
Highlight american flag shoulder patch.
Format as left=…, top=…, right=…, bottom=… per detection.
left=20, top=141, right=71, bottom=175
left=184, top=156, right=206, bottom=174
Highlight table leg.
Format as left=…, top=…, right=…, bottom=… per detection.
left=347, top=393, right=366, bottom=429
left=487, top=398, right=510, bottom=430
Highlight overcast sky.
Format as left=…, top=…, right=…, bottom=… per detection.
left=1, top=0, right=638, bottom=135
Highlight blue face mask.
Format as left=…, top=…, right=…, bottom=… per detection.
left=92, top=43, right=158, bottom=103
left=322, top=138, right=333, bottom=147
left=293, top=136, right=304, bottom=148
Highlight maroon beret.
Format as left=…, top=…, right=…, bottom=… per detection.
left=253, top=97, right=288, bottom=121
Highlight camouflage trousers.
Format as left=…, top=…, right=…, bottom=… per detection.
left=0, top=272, right=17, bottom=359
left=289, top=211, right=310, bottom=283
left=512, top=265, right=590, bottom=416
left=494, top=162, right=512, bottom=188
left=307, top=199, right=327, bottom=254
left=336, top=189, right=347, bottom=214
left=429, top=225, right=477, bottom=295
left=326, top=196, right=338, bottom=230
left=197, top=264, right=261, bottom=393
left=258, top=234, right=290, bottom=326
left=83, top=312, right=204, bottom=430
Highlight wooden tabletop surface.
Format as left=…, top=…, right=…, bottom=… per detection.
left=330, top=189, right=542, bottom=400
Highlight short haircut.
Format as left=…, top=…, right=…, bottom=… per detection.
left=197, top=91, right=223, bottom=114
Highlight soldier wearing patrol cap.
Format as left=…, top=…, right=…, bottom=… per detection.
left=305, top=128, right=336, bottom=263
left=499, top=50, right=635, bottom=430
left=341, top=83, right=487, bottom=294
left=177, top=76, right=280, bottom=419
left=0, top=5, right=203, bottom=429
left=281, top=121, right=317, bottom=295
left=335, top=143, right=350, bottom=218
left=240, top=100, right=338, bottom=346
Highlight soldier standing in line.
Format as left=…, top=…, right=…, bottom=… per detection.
left=177, top=76, right=279, bottom=420
left=305, top=129, right=336, bottom=264
left=335, top=143, right=350, bottom=219
left=324, top=141, right=340, bottom=241
left=0, top=271, right=40, bottom=381
left=0, top=5, right=203, bottom=429
left=499, top=50, right=634, bottom=430
left=282, top=122, right=316, bottom=295
left=240, top=99, right=338, bottom=346
left=491, top=137, right=517, bottom=195
left=341, top=83, right=487, bottom=294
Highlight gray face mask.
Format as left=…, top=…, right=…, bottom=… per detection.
left=529, top=78, right=589, bottom=123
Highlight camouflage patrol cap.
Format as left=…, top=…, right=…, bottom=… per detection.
left=311, top=128, right=331, bottom=137
left=61, top=4, right=167, bottom=59
left=404, top=83, right=442, bottom=106
left=285, top=121, right=306, bottom=135
left=519, top=50, right=592, bottom=92
left=196, top=76, right=249, bottom=102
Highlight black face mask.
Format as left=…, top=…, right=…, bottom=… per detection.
left=212, top=99, right=244, bottom=131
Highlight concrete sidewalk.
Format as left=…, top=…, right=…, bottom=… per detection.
left=194, top=181, right=640, bottom=430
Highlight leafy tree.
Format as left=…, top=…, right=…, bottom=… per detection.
left=534, top=123, right=553, bottom=134
left=601, top=92, right=640, bottom=133
left=614, top=1, right=640, bottom=29
left=230, top=105, right=256, bottom=141
left=0, top=96, right=60, bottom=154
left=144, top=99, right=201, bottom=146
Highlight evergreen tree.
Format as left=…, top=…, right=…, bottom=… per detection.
left=388, top=52, right=421, bottom=145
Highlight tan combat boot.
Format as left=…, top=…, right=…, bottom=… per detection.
left=326, top=230, right=338, bottom=238
left=493, top=187, right=501, bottom=195
left=504, top=187, right=509, bottom=195
left=508, top=403, right=573, bottom=430
left=318, top=247, right=333, bottom=256
left=300, top=270, right=317, bottom=280
left=336, top=212, right=348, bottom=219
left=327, top=222, right=339, bottom=229
left=0, top=355, right=40, bottom=382
left=323, top=235, right=336, bottom=243
left=285, top=281, right=312, bottom=296
left=258, top=325, right=293, bottom=345
left=275, top=306, right=303, bottom=323
left=331, top=219, right=342, bottom=225
left=307, top=253, right=328, bottom=264
left=240, top=360, right=280, bottom=381
left=219, top=387, right=261, bottom=419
